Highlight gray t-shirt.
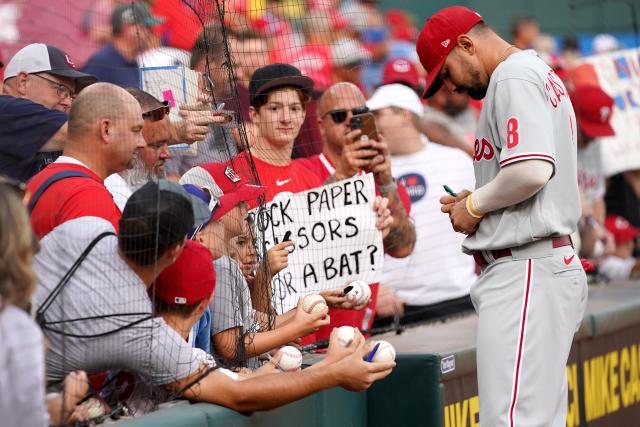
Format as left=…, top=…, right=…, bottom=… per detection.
left=211, top=256, right=259, bottom=368
left=33, top=217, right=208, bottom=386
left=463, top=50, right=581, bottom=252
left=0, top=304, right=47, bottom=427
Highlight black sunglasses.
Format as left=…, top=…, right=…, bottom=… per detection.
left=142, top=101, right=171, bottom=121
left=321, top=106, right=369, bottom=124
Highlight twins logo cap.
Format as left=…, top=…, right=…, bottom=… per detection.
left=180, top=163, right=265, bottom=221
left=152, top=240, right=216, bottom=306
left=3, top=43, right=97, bottom=91
left=416, top=6, right=483, bottom=98
left=569, top=85, right=615, bottom=138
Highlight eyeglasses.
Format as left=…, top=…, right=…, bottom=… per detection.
left=321, top=106, right=369, bottom=124
left=142, top=101, right=171, bottom=121
left=33, top=74, right=75, bottom=100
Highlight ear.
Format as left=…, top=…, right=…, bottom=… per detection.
left=15, top=72, right=30, bottom=96
left=167, top=238, right=186, bottom=263
left=99, top=118, right=112, bottom=143
left=249, top=106, right=259, bottom=123
left=456, top=34, right=476, bottom=55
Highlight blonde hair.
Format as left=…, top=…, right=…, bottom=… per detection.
left=0, top=185, right=39, bottom=310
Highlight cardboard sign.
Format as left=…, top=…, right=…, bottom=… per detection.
left=251, top=174, right=384, bottom=314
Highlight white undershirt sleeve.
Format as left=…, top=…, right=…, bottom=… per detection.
left=472, top=159, right=554, bottom=214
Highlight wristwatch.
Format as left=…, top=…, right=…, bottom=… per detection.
left=377, top=179, right=398, bottom=195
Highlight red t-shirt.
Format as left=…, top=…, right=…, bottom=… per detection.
left=27, top=163, right=121, bottom=239
left=229, top=152, right=324, bottom=206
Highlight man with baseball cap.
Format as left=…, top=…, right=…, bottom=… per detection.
left=365, top=83, right=476, bottom=328
left=420, top=6, right=586, bottom=425
left=0, top=43, right=96, bottom=180
left=82, top=2, right=163, bottom=88
left=572, top=85, right=616, bottom=260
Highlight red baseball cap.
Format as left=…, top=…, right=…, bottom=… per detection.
left=416, top=6, right=483, bottom=98
left=570, top=85, right=615, bottom=139
left=152, top=241, right=216, bottom=306
left=180, top=163, right=265, bottom=220
left=382, top=58, right=420, bottom=88
left=605, top=215, right=640, bottom=244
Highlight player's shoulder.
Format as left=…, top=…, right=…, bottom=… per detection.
left=493, top=50, right=550, bottom=86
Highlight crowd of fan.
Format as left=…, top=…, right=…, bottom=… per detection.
left=0, top=1, right=639, bottom=426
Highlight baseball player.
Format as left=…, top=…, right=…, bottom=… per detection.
left=417, top=7, right=587, bottom=426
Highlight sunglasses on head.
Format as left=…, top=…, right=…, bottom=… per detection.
left=322, top=106, right=369, bottom=124
left=142, top=101, right=171, bottom=121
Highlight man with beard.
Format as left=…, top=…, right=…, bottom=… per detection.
left=105, top=89, right=172, bottom=211
left=27, top=83, right=146, bottom=238
left=419, top=7, right=586, bottom=426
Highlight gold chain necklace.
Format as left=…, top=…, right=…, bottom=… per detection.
left=498, top=44, right=518, bottom=63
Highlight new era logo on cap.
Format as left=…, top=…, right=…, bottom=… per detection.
left=441, top=39, right=450, bottom=48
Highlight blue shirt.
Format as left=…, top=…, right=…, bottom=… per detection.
left=0, top=95, right=67, bottom=181
left=81, top=43, right=140, bottom=88
left=191, top=307, right=211, bottom=353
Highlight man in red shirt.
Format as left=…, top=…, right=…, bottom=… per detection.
left=28, top=83, right=146, bottom=238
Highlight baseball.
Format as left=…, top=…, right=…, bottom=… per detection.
left=302, top=294, right=328, bottom=314
left=345, top=280, right=371, bottom=307
left=276, top=345, right=302, bottom=372
left=336, top=326, right=356, bottom=347
left=370, top=340, right=396, bottom=363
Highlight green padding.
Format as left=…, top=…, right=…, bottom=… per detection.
left=367, top=354, right=442, bottom=427
left=118, top=403, right=210, bottom=427
left=116, top=387, right=366, bottom=427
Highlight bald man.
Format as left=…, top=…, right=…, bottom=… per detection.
left=27, top=82, right=146, bottom=238
left=297, top=82, right=416, bottom=342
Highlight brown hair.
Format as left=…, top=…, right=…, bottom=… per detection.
left=252, top=86, right=311, bottom=110
left=0, top=184, right=39, bottom=310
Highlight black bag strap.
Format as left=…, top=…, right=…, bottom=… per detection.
left=28, top=170, right=92, bottom=213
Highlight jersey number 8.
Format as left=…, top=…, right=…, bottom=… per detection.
left=506, top=117, right=519, bottom=149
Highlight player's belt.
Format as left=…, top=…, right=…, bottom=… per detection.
left=473, top=235, right=573, bottom=267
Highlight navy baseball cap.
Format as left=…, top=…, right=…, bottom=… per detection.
left=3, top=43, right=97, bottom=91
left=249, top=63, right=314, bottom=107
left=111, top=3, right=164, bottom=34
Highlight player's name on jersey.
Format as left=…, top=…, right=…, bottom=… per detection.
left=250, top=174, right=384, bottom=314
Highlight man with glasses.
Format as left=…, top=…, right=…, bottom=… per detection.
left=105, top=89, right=172, bottom=211
left=0, top=43, right=96, bottom=181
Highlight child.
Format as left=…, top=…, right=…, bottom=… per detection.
left=600, top=215, right=640, bottom=280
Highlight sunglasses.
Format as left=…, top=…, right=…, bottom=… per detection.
left=321, top=106, right=369, bottom=124
left=142, top=101, right=171, bottom=121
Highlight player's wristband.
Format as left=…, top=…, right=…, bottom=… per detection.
left=377, top=179, right=398, bottom=195
left=466, top=193, right=484, bottom=218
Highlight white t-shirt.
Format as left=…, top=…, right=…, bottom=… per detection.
left=0, top=305, right=48, bottom=427
left=381, top=138, right=477, bottom=305
left=104, top=173, right=132, bottom=212
left=33, top=217, right=211, bottom=386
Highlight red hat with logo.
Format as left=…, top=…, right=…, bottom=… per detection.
left=152, top=241, right=216, bottom=306
left=382, top=58, right=421, bottom=88
left=416, top=6, right=483, bottom=98
left=569, top=85, right=615, bottom=138
left=605, top=215, right=640, bottom=244
left=180, top=162, right=265, bottom=220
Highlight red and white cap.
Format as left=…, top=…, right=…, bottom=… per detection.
left=180, top=163, right=265, bottom=220
left=416, top=6, right=483, bottom=98
left=152, top=241, right=216, bottom=306
left=605, top=215, right=640, bottom=244
left=382, top=58, right=421, bottom=89
left=569, top=85, right=615, bottom=138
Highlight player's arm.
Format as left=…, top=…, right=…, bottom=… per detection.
left=173, top=338, right=395, bottom=412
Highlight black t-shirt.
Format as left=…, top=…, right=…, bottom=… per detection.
left=0, top=95, right=67, bottom=181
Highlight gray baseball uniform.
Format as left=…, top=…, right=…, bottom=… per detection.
left=467, top=50, right=587, bottom=426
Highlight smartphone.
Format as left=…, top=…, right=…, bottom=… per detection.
left=349, top=112, right=379, bottom=142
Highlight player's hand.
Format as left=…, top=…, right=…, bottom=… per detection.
left=373, top=196, right=393, bottom=239
left=333, top=339, right=396, bottom=391
left=448, top=195, right=482, bottom=235
left=368, top=138, right=393, bottom=186
left=375, top=285, right=405, bottom=318
left=334, top=130, right=378, bottom=179
left=324, top=327, right=365, bottom=364
left=440, top=189, right=471, bottom=214
left=292, top=297, right=331, bottom=336
left=268, top=241, right=293, bottom=276
left=319, top=285, right=366, bottom=310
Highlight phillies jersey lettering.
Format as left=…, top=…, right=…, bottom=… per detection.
left=463, top=50, right=581, bottom=252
